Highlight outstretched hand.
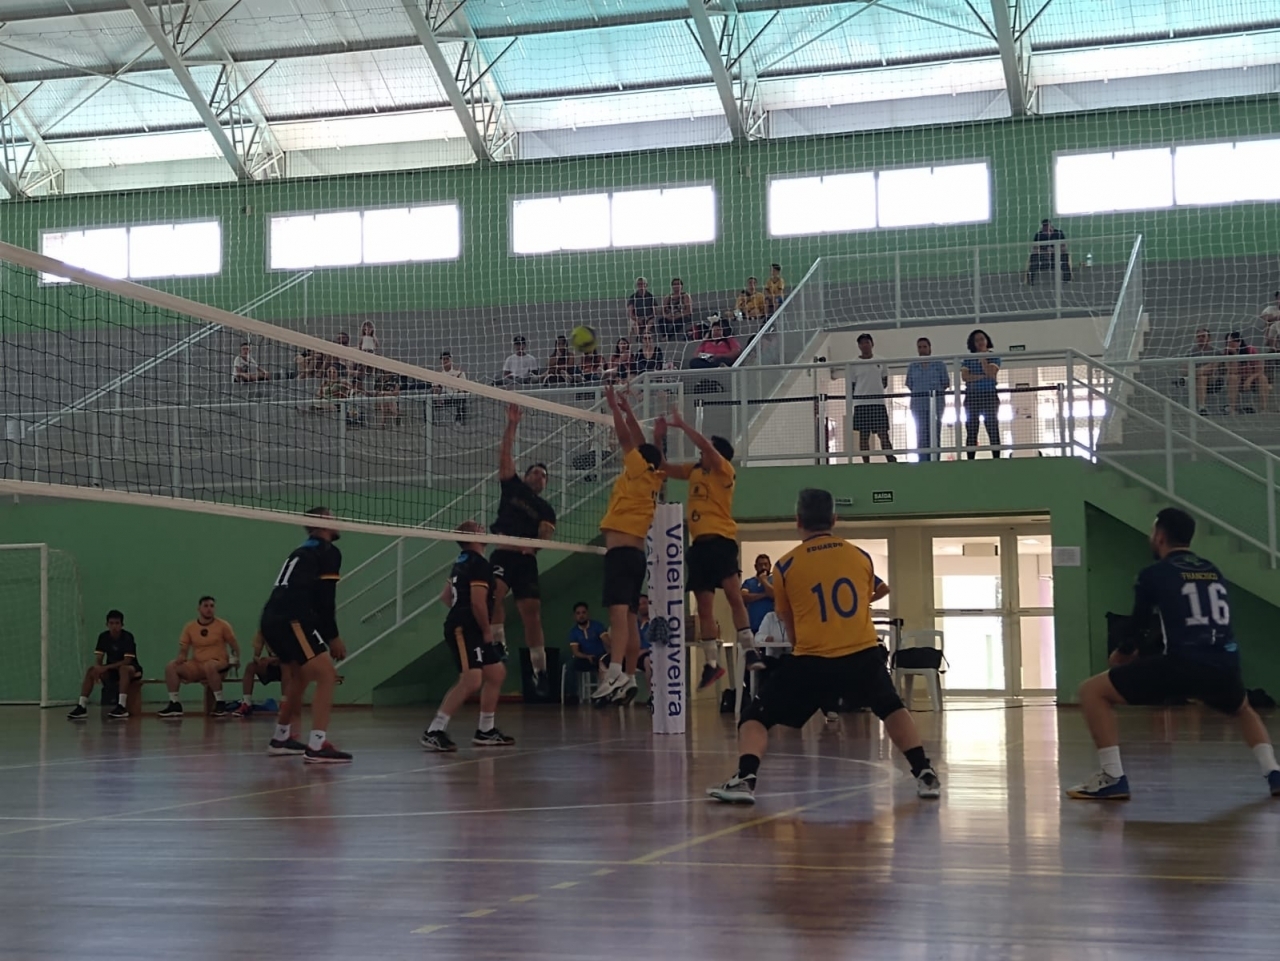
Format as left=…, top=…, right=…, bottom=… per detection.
left=507, top=403, right=522, bottom=427
left=668, top=405, right=687, bottom=428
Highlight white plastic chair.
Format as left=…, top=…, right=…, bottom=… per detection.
left=893, top=629, right=945, bottom=712
left=560, top=663, right=599, bottom=705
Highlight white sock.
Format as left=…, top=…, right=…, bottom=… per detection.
left=1252, top=743, right=1279, bottom=774
left=530, top=647, right=547, bottom=673
left=117, top=693, right=128, bottom=708
left=478, top=711, right=495, bottom=732
left=1098, top=746, right=1124, bottom=778
left=211, top=689, right=223, bottom=702
left=605, top=661, right=623, bottom=683
left=735, top=628, right=755, bottom=650
left=78, top=696, right=88, bottom=708
left=308, top=730, right=326, bottom=751
left=167, top=691, right=179, bottom=703
left=428, top=711, right=450, bottom=733
left=699, top=640, right=719, bottom=668
left=273, top=724, right=291, bottom=742
left=492, top=624, right=506, bottom=645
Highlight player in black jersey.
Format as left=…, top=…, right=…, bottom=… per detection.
left=421, top=521, right=515, bottom=751
left=489, top=405, right=558, bottom=697
left=258, top=506, right=351, bottom=764
left=1068, top=508, right=1280, bottom=799
left=67, top=609, right=141, bottom=721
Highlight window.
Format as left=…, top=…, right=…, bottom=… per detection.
left=768, top=162, right=989, bottom=236
left=510, top=185, right=716, bottom=254
left=1056, top=138, right=1280, bottom=216
left=41, top=221, right=221, bottom=284
left=268, top=203, right=461, bottom=270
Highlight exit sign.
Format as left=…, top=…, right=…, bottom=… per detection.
left=871, top=490, right=894, bottom=504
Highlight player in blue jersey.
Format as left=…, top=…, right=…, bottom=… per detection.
left=1067, top=507, right=1280, bottom=800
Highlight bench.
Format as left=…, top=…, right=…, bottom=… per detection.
left=127, top=665, right=242, bottom=716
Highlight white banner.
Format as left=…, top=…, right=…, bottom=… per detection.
left=646, top=502, right=686, bottom=735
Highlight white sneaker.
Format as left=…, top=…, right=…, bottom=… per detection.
left=708, top=774, right=756, bottom=804
left=590, top=672, right=629, bottom=703
left=915, top=767, right=942, bottom=799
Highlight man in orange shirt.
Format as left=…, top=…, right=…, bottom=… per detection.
left=159, top=595, right=241, bottom=719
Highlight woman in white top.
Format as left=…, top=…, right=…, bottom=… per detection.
left=359, top=321, right=379, bottom=354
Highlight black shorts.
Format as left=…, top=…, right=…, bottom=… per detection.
left=742, top=647, right=904, bottom=729
left=603, top=546, right=646, bottom=612
left=446, top=619, right=507, bottom=672
left=260, top=617, right=330, bottom=665
left=1109, top=655, right=1246, bottom=714
left=490, top=549, right=540, bottom=601
left=853, top=404, right=890, bottom=434
left=687, top=535, right=740, bottom=594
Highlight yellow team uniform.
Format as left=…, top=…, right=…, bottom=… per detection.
left=600, top=447, right=665, bottom=538
left=773, top=534, right=879, bottom=658
left=765, top=275, right=786, bottom=303
left=179, top=617, right=237, bottom=664
left=736, top=290, right=768, bottom=320
left=686, top=458, right=736, bottom=541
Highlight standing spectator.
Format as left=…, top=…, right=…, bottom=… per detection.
left=1188, top=328, right=1222, bottom=415
left=765, top=264, right=786, bottom=316
left=1224, top=331, right=1270, bottom=414
left=1027, top=219, right=1070, bottom=285
left=905, top=336, right=950, bottom=461
left=543, top=335, right=574, bottom=385
left=689, top=317, right=742, bottom=369
left=1261, top=290, right=1280, bottom=329
left=66, top=610, right=141, bottom=721
left=850, top=333, right=896, bottom=463
left=503, top=335, right=540, bottom=385
left=962, top=329, right=1002, bottom=459
left=735, top=277, right=768, bottom=327
left=159, top=596, right=241, bottom=719
left=568, top=601, right=609, bottom=681
left=433, top=350, right=468, bottom=423
left=232, top=342, right=269, bottom=384
left=740, top=555, right=775, bottom=635
left=627, top=277, right=658, bottom=338
left=358, top=321, right=380, bottom=355
left=661, top=278, right=694, bottom=341
left=634, top=330, right=666, bottom=374
left=608, top=337, right=634, bottom=381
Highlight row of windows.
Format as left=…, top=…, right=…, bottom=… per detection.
left=35, top=135, right=1280, bottom=280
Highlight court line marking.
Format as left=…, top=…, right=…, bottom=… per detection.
left=509, top=894, right=540, bottom=902
left=549, top=882, right=579, bottom=889
left=413, top=924, right=449, bottom=934
left=461, top=909, right=495, bottom=918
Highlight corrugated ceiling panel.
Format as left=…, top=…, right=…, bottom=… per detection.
left=0, top=8, right=162, bottom=81
left=464, top=0, right=689, bottom=34
left=1028, top=0, right=1280, bottom=47
left=14, top=66, right=220, bottom=138
left=208, top=0, right=417, bottom=60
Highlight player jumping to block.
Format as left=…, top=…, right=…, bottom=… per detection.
left=258, top=507, right=351, bottom=764
left=591, top=386, right=666, bottom=707
left=490, top=404, right=558, bottom=698
left=656, top=406, right=761, bottom=690
left=421, top=521, right=514, bottom=751
left=710, top=488, right=941, bottom=804
left=1067, top=507, right=1280, bottom=800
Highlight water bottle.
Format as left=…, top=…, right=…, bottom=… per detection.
left=1086, top=252, right=1093, bottom=268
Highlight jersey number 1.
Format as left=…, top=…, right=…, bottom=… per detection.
left=1182, top=581, right=1229, bottom=626
left=275, top=557, right=299, bottom=588
left=810, top=578, right=859, bottom=622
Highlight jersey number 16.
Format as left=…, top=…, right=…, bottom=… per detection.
left=1182, top=581, right=1229, bottom=627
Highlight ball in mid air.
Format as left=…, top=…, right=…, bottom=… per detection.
left=570, top=325, right=598, bottom=353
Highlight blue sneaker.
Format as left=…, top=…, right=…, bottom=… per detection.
left=1268, top=770, right=1280, bottom=797
left=1066, top=771, right=1131, bottom=800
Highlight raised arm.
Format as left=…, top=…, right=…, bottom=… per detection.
left=499, top=404, right=520, bottom=480
left=667, top=407, right=723, bottom=471
left=617, top=391, right=646, bottom=449
left=605, top=385, right=635, bottom=453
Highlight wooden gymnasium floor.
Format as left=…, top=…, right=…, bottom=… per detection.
left=3, top=700, right=1279, bottom=960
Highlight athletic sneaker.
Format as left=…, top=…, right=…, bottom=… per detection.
left=591, top=671, right=630, bottom=703
left=473, top=728, right=516, bottom=747
left=698, top=663, right=726, bottom=690
left=210, top=701, right=229, bottom=718
left=1066, top=771, right=1131, bottom=800
left=157, top=702, right=183, bottom=720
left=231, top=702, right=253, bottom=718
left=708, top=774, right=756, bottom=804
left=824, top=710, right=840, bottom=723
left=266, top=737, right=307, bottom=757
left=743, top=649, right=766, bottom=672
left=303, top=741, right=352, bottom=764
left=915, top=767, right=942, bottom=799
left=107, top=704, right=130, bottom=721
left=66, top=704, right=87, bottom=720
left=420, top=730, right=457, bottom=752
left=533, top=671, right=550, bottom=699
left=597, top=677, right=638, bottom=707
left=1267, top=770, right=1280, bottom=797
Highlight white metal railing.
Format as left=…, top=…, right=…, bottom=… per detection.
left=1102, top=234, right=1145, bottom=364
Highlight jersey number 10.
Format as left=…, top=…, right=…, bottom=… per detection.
left=1182, top=581, right=1229, bottom=626
left=810, top=578, right=859, bottom=622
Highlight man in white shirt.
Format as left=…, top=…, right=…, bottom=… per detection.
left=432, top=350, right=468, bottom=423
left=503, top=335, right=539, bottom=385
left=850, top=333, right=896, bottom=463
left=232, top=342, right=269, bottom=384
left=1262, top=291, right=1280, bottom=353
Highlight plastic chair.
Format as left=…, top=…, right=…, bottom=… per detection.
left=560, top=663, right=598, bottom=705
left=893, top=629, right=944, bottom=712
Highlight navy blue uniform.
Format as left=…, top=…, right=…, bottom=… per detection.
left=259, top=537, right=342, bottom=664
left=445, top=549, right=504, bottom=671
left=1109, top=549, right=1245, bottom=713
left=490, top=475, right=557, bottom=601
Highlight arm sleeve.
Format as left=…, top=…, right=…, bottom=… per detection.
left=122, top=632, right=137, bottom=659
left=772, top=568, right=791, bottom=618
left=316, top=547, right=342, bottom=641
left=178, top=625, right=192, bottom=656
left=1121, top=569, right=1158, bottom=653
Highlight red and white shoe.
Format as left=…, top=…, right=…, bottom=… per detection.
left=231, top=702, right=253, bottom=718
left=303, top=741, right=353, bottom=764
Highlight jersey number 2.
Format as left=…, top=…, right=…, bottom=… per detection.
left=810, top=578, right=859, bottom=622
left=1182, top=582, right=1229, bottom=626
left=275, top=557, right=299, bottom=588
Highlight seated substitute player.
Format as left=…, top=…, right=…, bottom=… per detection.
left=67, top=609, right=141, bottom=721
left=231, top=631, right=284, bottom=718
left=709, top=488, right=941, bottom=803
left=1067, top=507, right=1280, bottom=800
left=490, top=404, right=558, bottom=698
left=656, top=406, right=760, bottom=691
left=258, top=507, right=351, bottom=763
left=158, top=596, right=240, bottom=719
left=591, top=386, right=666, bottom=706
left=421, top=521, right=514, bottom=751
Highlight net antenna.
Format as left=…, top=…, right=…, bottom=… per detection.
left=0, top=240, right=613, bottom=555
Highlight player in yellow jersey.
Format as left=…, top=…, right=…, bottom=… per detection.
left=709, top=488, right=941, bottom=803
left=656, top=407, right=760, bottom=691
left=592, top=385, right=666, bottom=706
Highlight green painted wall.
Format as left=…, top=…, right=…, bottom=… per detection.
left=4, top=97, right=1277, bottom=325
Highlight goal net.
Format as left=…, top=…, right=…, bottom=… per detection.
left=0, top=241, right=629, bottom=553
left=0, top=544, right=88, bottom=706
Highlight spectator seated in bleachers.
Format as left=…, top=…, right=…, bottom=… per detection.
left=1261, top=290, right=1280, bottom=331
left=688, top=316, right=742, bottom=369
left=374, top=371, right=401, bottom=428
left=627, top=277, right=658, bottom=338
left=765, top=263, right=786, bottom=316
left=503, top=335, right=540, bottom=385
left=567, top=601, right=609, bottom=679
left=577, top=348, right=604, bottom=384
left=159, top=596, right=241, bottom=719
left=66, top=609, right=141, bottom=721
left=232, top=342, right=270, bottom=384
left=1027, top=219, right=1071, bottom=285
left=1223, top=330, right=1270, bottom=415
left=543, top=335, right=574, bottom=385
left=735, top=277, right=768, bottom=330
left=1186, top=327, right=1223, bottom=414
left=431, top=350, right=468, bottom=423
left=634, top=331, right=665, bottom=374
left=607, top=337, right=634, bottom=381
left=637, top=593, right=654, bottom=701
left=661, top=278, right=693, bottom=341
left=295, top=348, right=323, bottom=379
left=231, top=631, right=284, bottom=718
